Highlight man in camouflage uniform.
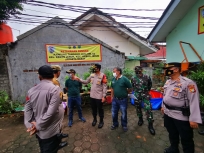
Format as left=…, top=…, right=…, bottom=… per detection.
left=131, top=66, right=155, bottom=135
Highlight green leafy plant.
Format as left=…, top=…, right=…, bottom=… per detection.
left=83, top=72, right=91, bottom=80
left=0, top=0, right=27, bottom=23
left=104, top=69, right=113, bottom=88
left=0, top=90, right=21, bottom=114
left=89, top=65, right=94, bottom=73
left=152, top=62, right=165, bottom=88
left=188, top=62, right=204, bottom=111
left=81, top=71, right=91, bottom=93
left=122, top=68, right=134, bottom=80
left=82, top=84, right=91, bottom=93
left=200, top=94, right=204, bottom=110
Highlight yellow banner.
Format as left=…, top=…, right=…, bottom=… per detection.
left=198, top=5, right=204, bottom=34
left=46, top=44, right=102, bottom=63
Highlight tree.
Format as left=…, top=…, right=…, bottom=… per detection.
left=0, top=0, right=26, bottom=23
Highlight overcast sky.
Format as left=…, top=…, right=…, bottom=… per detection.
left=7, top=0, right=171, bottom=40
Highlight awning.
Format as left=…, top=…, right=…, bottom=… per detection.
left=126, top=56, right=148, bottom=61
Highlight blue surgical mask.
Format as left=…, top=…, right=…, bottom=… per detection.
left=68, top=74, right=72, bottom=77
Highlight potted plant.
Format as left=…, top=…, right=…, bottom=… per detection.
left=122, top=68, right=134, bottom=80
left=81, top=71, right=91, bottom=93
left=104, top=69, right=113, bottom=89
left=188, top=62, right=204, bottom=135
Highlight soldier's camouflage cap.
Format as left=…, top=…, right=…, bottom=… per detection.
left=51, top=65, right=61, bottom=71
left=66, top=69, right=76, bottom=74
left=134, top=66, right=143, bottom=71
left=163, top=62, right=181, bottom=69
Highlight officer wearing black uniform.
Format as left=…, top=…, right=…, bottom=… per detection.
left=161, top=62, right=202, bottom=153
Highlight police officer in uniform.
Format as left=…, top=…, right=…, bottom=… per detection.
left=131, top=66, right=155, bottom=135
left=24, top=65, right=67, bottom=153
left=161, top=62, right=202, bottom=153
left=76, top=64, right=107, bottom=128
left=51, top=65, right=61, bottom=86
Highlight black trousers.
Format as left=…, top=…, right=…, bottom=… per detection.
left=36, top=134, right=60, bottom=153
left=90, top=98, right=104, bottom=120
left=164, top=114, right=194, bottom=153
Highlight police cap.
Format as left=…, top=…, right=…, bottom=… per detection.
left=163, top=62, right=181, bottom=69
left=93, top=64, right=101, bottom=69
left=38, top=65, right=54, bottom=78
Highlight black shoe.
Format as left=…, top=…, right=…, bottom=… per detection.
left=92, top=119, right=97, bottom=126
left=148, top=122, right=155, bottom=135
left=164, top=146, right=179, bottom=153
left=138, top=117, right=143, bottom=126
left=122, top=127, right=128, bottom=132
left=58, top=142, right=68, bottom=150
left=98, top=121, right=104, bottom=128
left=111, top=125, right=118, bottom=130
left=198, top=130, right=204, bottom=135
left=57, top=133, right=68, bottom=139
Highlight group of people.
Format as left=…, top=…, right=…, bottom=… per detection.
left=24, top=62, right=202, bottom=153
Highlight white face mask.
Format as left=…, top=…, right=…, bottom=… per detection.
left=68, top=73, right=72, bottom=77
left=113, top=72, right=117, bottom=77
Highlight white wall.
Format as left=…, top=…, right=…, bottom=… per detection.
left=81, top=22, right=140, bottom=57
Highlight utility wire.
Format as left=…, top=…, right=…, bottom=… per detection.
left=8, top=21, right=151, bottom=33
left=15, top=13, right=158, bottom=24
left=9, top=17, right=156, bottom=25
left=26, top=0, right=164, bottom=11
left=23, top=9, right=158, bottom=24
left=25, top=2, right=160, bottom=20
left=8, top=19, right=154, bottom=28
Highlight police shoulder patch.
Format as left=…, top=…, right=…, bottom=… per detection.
left=188, top=84, right=196, bottom=93
left=26, top=96, right=30, bottom=102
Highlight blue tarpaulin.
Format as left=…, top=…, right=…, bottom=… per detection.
left=130, top=91, right=163, bottom=110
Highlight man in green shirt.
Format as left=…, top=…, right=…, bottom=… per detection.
left=111, top=67, right=132, bottom=132
left=65, top=69, right=86, bottom=127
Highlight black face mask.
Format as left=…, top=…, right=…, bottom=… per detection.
left=165, top=69, right=174, bottom=76
left=93, top=68, right=98, bottom=73
left=135, top=71, right=141, bottom=74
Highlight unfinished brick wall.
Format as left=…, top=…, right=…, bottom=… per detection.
left=0, top=51, right=10, bottom=96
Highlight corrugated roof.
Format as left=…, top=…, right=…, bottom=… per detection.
left=145, top=46, right=166, bottom=58
left=126, top=56, right=148, bottom=60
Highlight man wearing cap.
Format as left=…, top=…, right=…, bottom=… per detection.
left=75, top=64, right=107, bottom=128
left=51, top=65, right=61, bottom=86
left=65, top=69, right=86, bottom=127
left=131, top=66, right=155, bottom=135
left=161, top=62, right=202, bottom=153
left=24, top=65, right=67, bottom=153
